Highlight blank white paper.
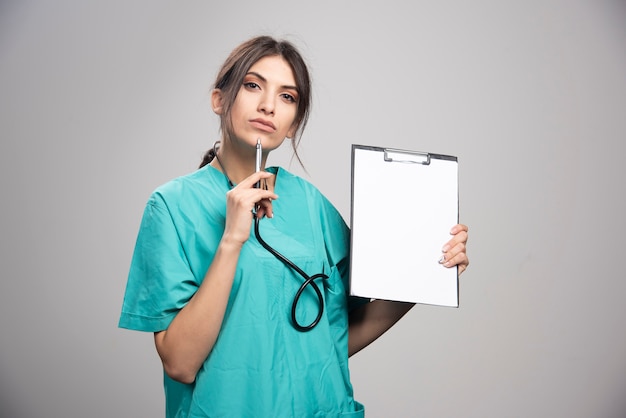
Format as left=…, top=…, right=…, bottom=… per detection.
left=350, top=145, right=459, bottom=307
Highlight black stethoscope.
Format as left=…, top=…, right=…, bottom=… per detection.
left=254, top=216, right=328, bottom=332
left=213, top=140, right=327, bottom=332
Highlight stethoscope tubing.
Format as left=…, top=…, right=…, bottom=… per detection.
left=253, top=216, right=327, bottom=332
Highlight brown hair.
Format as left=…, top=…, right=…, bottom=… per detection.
left=200, top=36, right=312, bottom=168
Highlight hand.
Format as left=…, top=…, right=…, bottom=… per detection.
left=439, top=224, right=469, bottom=275
left=222, top=171, right=277, bottom=246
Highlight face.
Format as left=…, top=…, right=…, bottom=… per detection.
left=215, top=55, right=299, bottom=152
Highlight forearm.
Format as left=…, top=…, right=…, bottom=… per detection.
left=154, top=238, right=242, bottom=384
left=348, top=300, right=415, bottom=357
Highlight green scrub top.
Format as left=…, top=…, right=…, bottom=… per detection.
left=119, top=165, right=366, bottom=417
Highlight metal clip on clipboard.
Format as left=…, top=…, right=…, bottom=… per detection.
left=384, top=148, right=431, bottom=165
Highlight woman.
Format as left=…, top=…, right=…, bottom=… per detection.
left=119, top=35, right=469, bottom=417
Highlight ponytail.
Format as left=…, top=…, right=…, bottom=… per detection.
left=199, top=148, right=216, bottom=169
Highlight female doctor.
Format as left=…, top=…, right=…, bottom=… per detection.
left=119, top=35, right=469, bottom=418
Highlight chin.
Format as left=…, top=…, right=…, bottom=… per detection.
left=254, top=135, right=287, bottom=150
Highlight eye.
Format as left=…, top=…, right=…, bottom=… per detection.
left=281, top=93, right=297, bottom=103
left=244, top=82, right=260, bottom=90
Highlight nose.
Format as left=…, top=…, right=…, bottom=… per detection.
left=258, top=92, right=275, bottom=115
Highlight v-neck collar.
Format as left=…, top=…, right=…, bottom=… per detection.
left=205, top=164, right=282, bottom=194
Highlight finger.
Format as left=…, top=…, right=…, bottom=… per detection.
left=450, top=223, right=469, bottom=235
left=440, top=251, right=469, bottom=271
left=458, top=263, right=467, bottom=275
left=255, top=198, right=274, bottom=219
left=237, top=171, right=274, bottom=189
left=441, top=240, right=466, bottom=262
left=441, top=230, right=468, bottom=253
left=439, top=239, right=466, bottom=264
left=227, top=187, right=277, bottom=208
left=256, top=191, right=278, bottom=215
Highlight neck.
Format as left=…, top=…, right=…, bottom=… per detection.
left=210, top=138, right=267, bottom=185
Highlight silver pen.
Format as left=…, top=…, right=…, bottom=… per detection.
left=255, top=138, right=262, bottom=189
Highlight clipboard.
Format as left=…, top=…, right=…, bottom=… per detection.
left=349, top=144, right=459, bottom=307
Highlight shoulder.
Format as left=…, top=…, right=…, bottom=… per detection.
left=276, top=167, right=346, bottom=228
left=148, top=166, right=223, bottom=208
left=275, top=167, right=328, bottom=205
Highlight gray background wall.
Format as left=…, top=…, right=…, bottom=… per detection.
left=1, top=1, right=625, bottom=417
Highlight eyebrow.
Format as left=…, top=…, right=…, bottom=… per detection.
left=246, top=71, right=299, bottom=93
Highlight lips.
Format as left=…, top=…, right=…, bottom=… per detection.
left=250, top=118, right=276, bottom=132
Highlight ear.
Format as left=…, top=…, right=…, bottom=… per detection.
left=211, top=89, right=224, bottom=115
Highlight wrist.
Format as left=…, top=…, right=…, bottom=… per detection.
left=218, top=234, right=245, bottom=253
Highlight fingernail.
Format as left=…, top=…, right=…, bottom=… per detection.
left=441, top=245, right=450, bottom=253
left=438, top=255, right=445, bottom=264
